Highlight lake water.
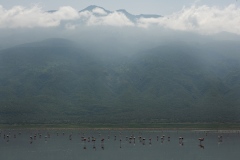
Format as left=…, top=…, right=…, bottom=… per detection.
left=0, top=129, right=240, bottom=160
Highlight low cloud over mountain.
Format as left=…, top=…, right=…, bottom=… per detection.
left=0, top=4, right=240, bottom=34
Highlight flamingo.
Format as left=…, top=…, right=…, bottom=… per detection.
left=29, top=136, right=33, bottom=144
left=120, top=139, right=122, bottom=148
left=92, top=138, right=96, bottom=150
left=101, top=138, right=105, bottom=150
left=198, top=138, right=204, bottom=145
left=6, top=135, right=9, bottom=142
left=160, top=136, right=164, bottom=143
left=218, top=135, right=223, bottom=142
left=129, top=136, right=133, bottom=143
left=179, top=137, right=184, bottom=146
left=142, top=138, right=146, bottom=145
left=139, top=136, right=142, bottom=142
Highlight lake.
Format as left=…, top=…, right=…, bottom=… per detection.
left=0, top=129, right=240, bottom=160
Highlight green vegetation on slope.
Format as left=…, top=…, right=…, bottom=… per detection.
left=0, top=39, right=240, bottom=124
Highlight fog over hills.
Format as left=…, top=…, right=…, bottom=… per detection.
left=0, top=38, right=240, bottom=124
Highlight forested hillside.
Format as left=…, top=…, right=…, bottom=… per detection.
left=0, top=39, right=240, bottom=124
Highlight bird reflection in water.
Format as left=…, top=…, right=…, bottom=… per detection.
left=199, top=144, right=204, bottom=149
left=120, top=139, right=122, bottom=148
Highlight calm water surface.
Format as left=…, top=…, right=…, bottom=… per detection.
left=0, top=129, right=240, bottom=160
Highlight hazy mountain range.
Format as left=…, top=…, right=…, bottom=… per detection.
left=0, top=38, right=240, bottom=124
left=80, top=5, right=161, bottom=18
left=48, top=5, right=162, bottom=25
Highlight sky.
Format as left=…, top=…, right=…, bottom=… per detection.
left=0, top=0, right=238, bottom=14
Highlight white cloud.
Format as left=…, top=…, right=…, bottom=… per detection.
left=79, top=10, right=92, bottom=23
left=1, top=4, right=240, bottom=34
left=137, top=4, right=240, bottom=35
left=87, top=12, right=134, bottom=27
left=0, top=5, right=79, bottom=28
left=92, top=7, right=107, bottom=15
left=79, top=10, right=134, bottom=27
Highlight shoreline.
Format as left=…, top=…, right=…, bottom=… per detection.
left=1, top=123, right=240, bottom=130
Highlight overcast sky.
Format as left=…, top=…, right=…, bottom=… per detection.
left=0, top=0, right=238, bottom=14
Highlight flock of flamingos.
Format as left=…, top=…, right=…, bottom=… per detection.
left=0, top=129, right=235, bottom=150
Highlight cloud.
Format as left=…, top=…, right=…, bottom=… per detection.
left=92, top=7, right=107, bottom=15
left=137, top=4, right=240, bottom=35
left=88, top=11, right=134, bottom=27
left=79, top=10, right=134, bottom=27
left=1, top=4, right=240, bottom=35
left=0, top=5, right=79, bottom=28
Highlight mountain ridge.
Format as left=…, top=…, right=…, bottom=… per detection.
left=79, top=5, right=161, bottom=17
left=77, top=5, right=162, bottom=24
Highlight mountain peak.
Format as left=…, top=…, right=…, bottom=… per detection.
left=80, top=5, right=111, bottom=14
left=80, top=5, right=162, bottom=18
left=116, top=9, right=136, bottom=21
left=83, top=5, right=100, bottom=10
left=77, top=5, right=162, bottom=24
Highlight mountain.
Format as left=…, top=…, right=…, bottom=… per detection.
left=79, top=5, right=111, bottom=15
left=116, top=9, right=136, bottom=22
left=45, top=5, right=162, bottom=27
left=114, top=9, right=162, bottom=23
left=78, top=5, right=162, bottom=24
left=0, top=39, right=240, bottom=124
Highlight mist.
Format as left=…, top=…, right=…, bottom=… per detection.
left=0, top=4, right=240, bottom=52
left=1, top=4, right=240, bottom=124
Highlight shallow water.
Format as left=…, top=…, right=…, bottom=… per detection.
left=0, top=129, right=240, bottom=160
